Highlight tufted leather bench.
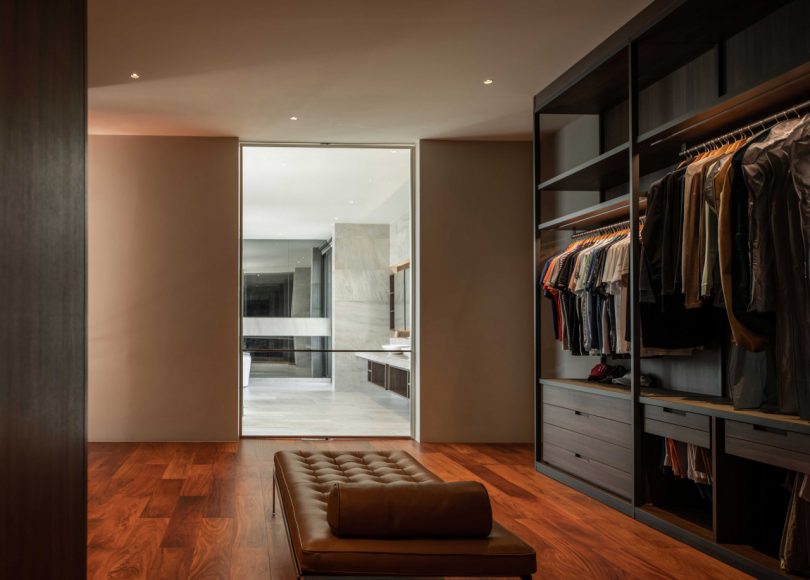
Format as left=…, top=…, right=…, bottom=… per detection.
left=273, top=450, right=537, bottom=578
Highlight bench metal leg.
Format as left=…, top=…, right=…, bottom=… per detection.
left=272, top=468, right=277, bottom=517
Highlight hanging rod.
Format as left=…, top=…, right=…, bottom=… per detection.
left=570, top=216, right=645, bottom=240
left=679, top=98, right=810, bottom=158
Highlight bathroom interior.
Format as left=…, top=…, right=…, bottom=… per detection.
left=240, top=145, right=413, bottom=437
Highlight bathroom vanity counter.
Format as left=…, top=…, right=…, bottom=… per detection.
left=355, top=352, right=411, bottom=398
left=355, top=351, right=411, bottom=371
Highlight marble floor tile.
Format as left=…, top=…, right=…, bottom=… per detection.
left=242, top=379, right=411, bottom=437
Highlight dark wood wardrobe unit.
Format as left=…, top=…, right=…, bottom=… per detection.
left=0, top=0, right=87, bottom=578
left=533, top=1, right=810, bottom=577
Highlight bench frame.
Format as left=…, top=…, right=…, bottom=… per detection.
left=272, top=469, right=532, bottom=580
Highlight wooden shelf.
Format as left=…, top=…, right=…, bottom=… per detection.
left=639, top=505, right=713, bottom=541
left=537, top=193, right=647, bottom=232
left=534, top=1, right=795, bottom=114
left=639, top=60, right=810, bottom=177
left=539, top=378, right=630, bottom=400
left=537, top=143, right=629, bottom=192
left=720, top=545, right=788, bottom=578
left=535, top=47, right=628, bottom=114
left=640, top=391, right=810, bottom=435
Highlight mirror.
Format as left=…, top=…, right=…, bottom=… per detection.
left=390, top=262, right=410, bottom=333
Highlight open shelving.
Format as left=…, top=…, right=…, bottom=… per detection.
left=534, top=1, right=810, bottom=578
left=536, top=143, right=629, bottom=192
left=536, top=193, right=646, bottom=232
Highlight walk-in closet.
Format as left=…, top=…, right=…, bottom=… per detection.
left=534, top=1, right=810, bottom=577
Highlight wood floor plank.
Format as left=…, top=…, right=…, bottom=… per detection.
left=188, top=518, right=235, bottom=579
left=97, top=517, right=168, bottom=579
left=161, top=496, right=206, bottom=548
left=87, top=496, right=150, bottom=549
left=147, top=547, right=192, bottom=579
left=180, top=464, right=214, bottom=497
left=87, top=547, right=114, bottom=580
left=162, top=447, right=196, bottom=479
left=88, top=440, right=751, bottom=580
left=230, top=546, right=271, bottom=580
left=204, top=477, right=237, bottom=518
left=235, top=495, right=268, bottom=547
left=141, top=478, right=184, bottom=518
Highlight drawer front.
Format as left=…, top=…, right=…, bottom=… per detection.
left=644, top=404, right=710, bottom=432
left=543, top=422, right=631, bottom=473
left=543, top=403, right=631, bottom=448
left=644, top=418, right=710, bottom=448
left=725, top=420, right=810, bottom=473
left=543, top=442, right=631, bottom=499
left=543, top=385, right=630, bottom=424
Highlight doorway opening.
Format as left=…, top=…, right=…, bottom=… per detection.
left=240, top=144, right=414, bottom=437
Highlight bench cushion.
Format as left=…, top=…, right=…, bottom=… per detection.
left=326, top=481, right=493, bottom=538
left=274, top=450, right=537, bottom=577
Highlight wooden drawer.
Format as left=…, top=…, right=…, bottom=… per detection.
left=645, top=404, right=710, bottom=431
left=725, top=420, right=810, bottom=473
left=543, top=385, right=630, bottom=424
left=543, top=422, right=631, bottom=473
left=643, top=404, right=710, bottom=448
left=543, top=403, right=631, bottom=448
left=543, top=442, right=631, bottom=499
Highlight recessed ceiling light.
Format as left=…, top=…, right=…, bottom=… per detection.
left=483, top=79, right=494, bottom=85
left=334, top=217, right=339, bottom=220
left=390, top=150, right=397, bottom=153
left=289, top=116, right=299, bottom=121
left=348, top=200, right=355, bottom=205
left=130, top=72, right=140, bottom=79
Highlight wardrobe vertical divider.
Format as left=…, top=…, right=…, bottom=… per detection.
left=627, top=40, right=643, bottom=509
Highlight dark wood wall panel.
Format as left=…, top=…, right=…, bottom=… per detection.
left=0, top=0, right=87, bottom=578
left=638, top=48, right=718, bottom=135
left=726, top=0, right=810, bottom=96
left=602, top=100, right=629, bottom=152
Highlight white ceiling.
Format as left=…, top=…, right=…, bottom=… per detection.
left=88, top=0, right=650, bottom=142
left=242, top=146, right=411, bottom=239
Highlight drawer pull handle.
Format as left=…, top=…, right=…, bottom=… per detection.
left=753, top=425, right=788, bottom=437
left=663, top=407, right=687, bottom=416
left=574, top=410, right=589, bottom=417
left=574, top=452, right=588, bottom=461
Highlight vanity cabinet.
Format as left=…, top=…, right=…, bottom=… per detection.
left=364, top=358, right=410, bottom=398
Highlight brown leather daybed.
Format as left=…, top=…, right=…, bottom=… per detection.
left=273, top=450, right=537, bottom=579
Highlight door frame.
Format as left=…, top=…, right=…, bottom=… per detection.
left=237, top=142, right=417, bottom=439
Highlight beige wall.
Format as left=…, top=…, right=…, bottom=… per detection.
left=88, top=135, right=240, bottom=441
left=417, top=140, right=534, bottom=443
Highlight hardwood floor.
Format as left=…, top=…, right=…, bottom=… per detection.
left=88, top=440, right=749, bottom=579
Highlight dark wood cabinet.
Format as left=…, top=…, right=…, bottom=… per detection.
left=366, top=360, right=410, bottom=398
left=533, top=1, right=810, bottom=576
left=369, top=361, right=387, bottom=387
left=388, top=367, right=410, bottom=398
